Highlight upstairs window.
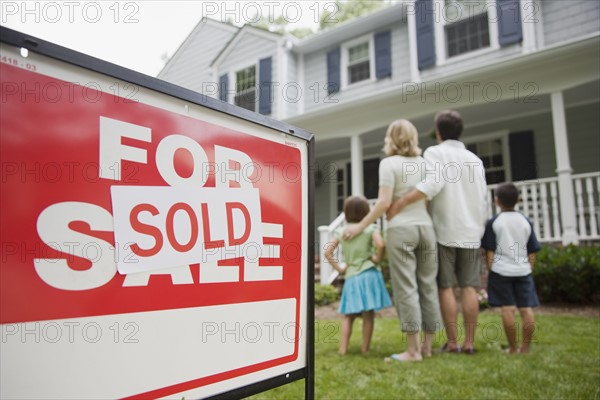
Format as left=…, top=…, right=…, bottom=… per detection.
left=347, top=42, right=371, bottom=84
left=444, top=0, right=490, bottom=57
left=340, top=34, right=375, bottom=88
left=234, top=65, right=256, bottom=112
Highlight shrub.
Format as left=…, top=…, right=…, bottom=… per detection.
left=533, top=245, right=600, bottom=304
left=314, top=284, right=340, bottom=306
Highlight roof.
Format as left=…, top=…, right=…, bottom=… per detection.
left=294, top=2, right=407, bottom=54
left=210, top=24, right=288, bottom=68
left=158, top=17, right=238, bottom=78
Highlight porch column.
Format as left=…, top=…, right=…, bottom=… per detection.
left=407, top=0, right=420, bottom=83
left=350, top=134, right=364, bottom=196
left=550, top=91, right=579, bottom=245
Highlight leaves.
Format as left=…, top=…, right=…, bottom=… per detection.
left=315, top=283, right=341, bottom=306
left=533, top=245, right=600, bottom=304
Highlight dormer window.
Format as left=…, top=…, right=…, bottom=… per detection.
left=234, top=65, right=256, bottom=112
left=444, top=0, right=490, bottom=57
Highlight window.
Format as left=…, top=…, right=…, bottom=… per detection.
left=467, top=138, right=507, bottom=184
left=341, top=35, right=375, bottom=87
left=234, top=65, right=256, bottom=112
left=347, top=42, right=371, bottom=84
left=444, top=0, right=490, bottom=57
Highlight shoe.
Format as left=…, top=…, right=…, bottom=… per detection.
left=439, top=342, right=461, bottom=353
left=462, top=347, right=477, bottom=355
left=384, top=353, right=422, bottom=362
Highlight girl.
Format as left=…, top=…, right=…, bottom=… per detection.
left=324, top=195, right=392, bottom=355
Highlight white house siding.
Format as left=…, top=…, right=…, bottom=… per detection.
left=303, top=49, right=328, bottom=114
left=218, top=33, right=279, bottom=117
left=541, top=0, right=600, bottom=46
left=158, top=23, right=235, bottom=95
left=565, top=102, right=600, bottom=174
left=420, top=44, right=522, bottom=83
left=286, top=52, right=299, bottom=118
left=302, top=22, right=411, bottom=114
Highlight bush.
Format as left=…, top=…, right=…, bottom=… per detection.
left=533, top=245, right=600, bottom=304
left=314, top=284, right=340, bottom=306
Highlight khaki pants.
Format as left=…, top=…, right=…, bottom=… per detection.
left=386, top=225, right=441, bottom=333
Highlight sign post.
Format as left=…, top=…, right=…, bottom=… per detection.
left=0, top=27, right=314, bottom=400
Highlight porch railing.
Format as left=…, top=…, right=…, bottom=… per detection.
left=318, top=172, right=600, bottom=285
left=486, top=172, right=600, bottom=242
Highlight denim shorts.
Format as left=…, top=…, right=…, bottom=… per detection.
left=487, top=271, right=540, bottom=308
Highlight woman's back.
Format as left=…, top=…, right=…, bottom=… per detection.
left=379, top=155, right=432, bottom=228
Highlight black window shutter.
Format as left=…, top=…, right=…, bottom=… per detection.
left=374, top=31, right=392, bottom=79
left=415, top=0, right=436, bottom=70
left=509, top=131, right=537, bottom=181
left=363, top=158, right=380, bottom=200
left=497, top=0, right=523, bottom=46
left=259, top=57, right=272, bottom=115
left=219, top=73, right=228, bottom=102
left=327, top=48, right=341, bottom=94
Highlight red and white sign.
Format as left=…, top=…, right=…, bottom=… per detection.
left=0, top=43, right=308, bottom=399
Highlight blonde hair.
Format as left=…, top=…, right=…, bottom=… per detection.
left=383, top=119, right=422, bottom=157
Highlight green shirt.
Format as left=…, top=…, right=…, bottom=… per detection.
left=334, top=223, right=379, bottom=279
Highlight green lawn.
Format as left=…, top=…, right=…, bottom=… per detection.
left=250, top=311, right=600, bottom=399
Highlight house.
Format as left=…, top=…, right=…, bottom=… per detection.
left=159, top=0, right=600, bottom=282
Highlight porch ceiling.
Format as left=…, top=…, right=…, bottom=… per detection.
left=288, top=36, right=600, bottom=143
left=314, top=77, right=599, bottom=159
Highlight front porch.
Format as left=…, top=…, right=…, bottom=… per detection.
left=318, top=172, right=600, bottom=285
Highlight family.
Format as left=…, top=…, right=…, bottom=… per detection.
left=324, top=110, right=541, bottom=360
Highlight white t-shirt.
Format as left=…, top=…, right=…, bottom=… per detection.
left=415, top=140, right=488, bottom=247
left=379, top=155, right=433, bottom=228
left=481, top=211, right=542, bottom=276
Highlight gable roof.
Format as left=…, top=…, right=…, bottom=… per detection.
left=158, top=18, right=238, bottom=78
left=210, top=24, right=287, bottom=68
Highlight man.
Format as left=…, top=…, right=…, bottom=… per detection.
left=386, top=110, right=487, bottom=353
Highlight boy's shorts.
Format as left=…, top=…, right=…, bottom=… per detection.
left=437, top=244, right=481, bottom=288
left=487, top=271, right=540, bottom=308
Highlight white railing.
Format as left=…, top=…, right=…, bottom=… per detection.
left=486, top=177, right=563, bottom=242
left=318, top=172, right=600, bottom=285
left=573, top=172, right=600, bottom=241
left=318, top=212, right=345, bottom=285
left=486, top=172, right=600, bottom=243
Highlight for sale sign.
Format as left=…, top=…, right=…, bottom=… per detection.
left=0, top=28, right=312, bottom=400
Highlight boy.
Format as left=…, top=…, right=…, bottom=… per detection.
left=481, top=183, right=541, bottom=354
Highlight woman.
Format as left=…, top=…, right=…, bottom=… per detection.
left=343, top=119, right=441, bottom=361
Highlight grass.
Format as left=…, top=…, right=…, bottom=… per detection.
left=249, top=310, right=600, bottom=399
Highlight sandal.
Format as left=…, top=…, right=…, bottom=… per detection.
left=440, top=342, right=461, bottom=353
left=462, top=347, right=477, bottom=355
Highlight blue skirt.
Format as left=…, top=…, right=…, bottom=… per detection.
left=339, top=268, right=392, bottom=315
